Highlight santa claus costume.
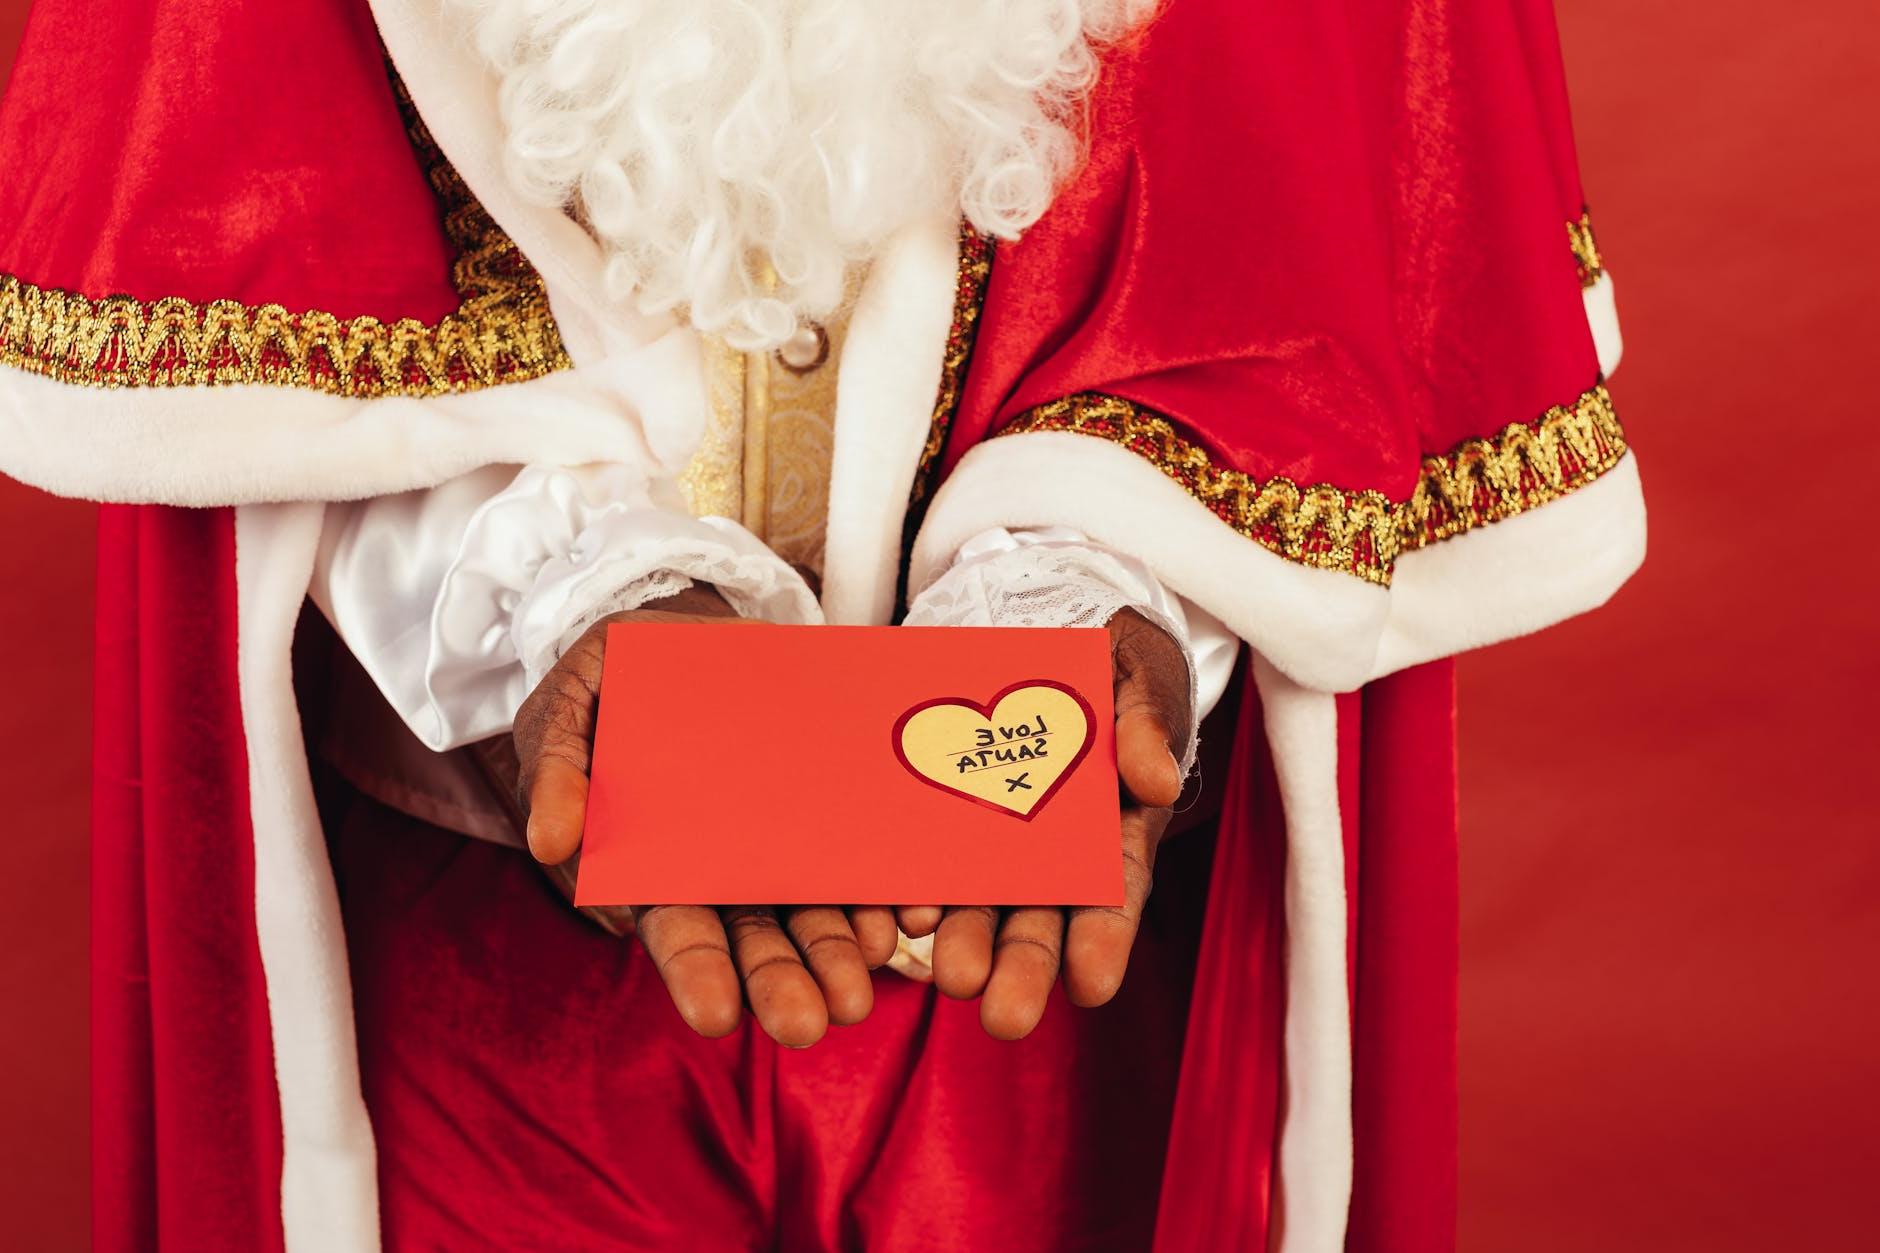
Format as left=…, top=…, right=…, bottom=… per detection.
left=0, top=0, right=1641, bottom=1248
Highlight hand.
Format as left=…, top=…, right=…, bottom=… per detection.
left=906, top=608, right=1192, bottom=1040
left=512, top=584, right=899, bottom=1047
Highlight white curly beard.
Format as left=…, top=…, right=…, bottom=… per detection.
left=453, top=0, right=1154, bottom=349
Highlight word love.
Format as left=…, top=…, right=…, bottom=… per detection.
left=955, top=714, right=1053, bottom=775
left=893, top=680, right=1095, bottom=819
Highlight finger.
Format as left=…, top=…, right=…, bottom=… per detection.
left=931, top=906, right=1000, bottom=1001
left=632, top=905, right=741, bottom=1037
left=1109, top=609, right=1192, bottom=809
left=723, top=906, right=829, bottom=1048
left=981, top=908, right=1066, bottom=1041
left=845, top=906, right=900, bottom=969
left=524, top=755, right=589, bottom=865
left=1116, top=707, right=1183, bottom=810
left=513, top=632, right=606, bottom=863
left=1063, top=805, right=1171, bottom=1008
left=782, top=907, right=876, bottom=1026
left=894, top=906, right=943, bottom=939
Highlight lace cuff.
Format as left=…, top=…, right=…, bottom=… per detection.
left=903, top=526, right=1205, bottom=777
left=514, top=512, right=824, bottom=687
left=316, top=461, right=819, bottom=752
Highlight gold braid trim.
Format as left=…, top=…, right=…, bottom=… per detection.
left=0, top=88, right=568, bottom=397
left=1568, top=210, right=1605, bottom=289
left=1400, top=384, right=1627, bottom=553
left=908, top=224, right=994, bottom=509
left=998, top=384, right=1627, bottom=587
left=892, top=223, right=994, bottom=616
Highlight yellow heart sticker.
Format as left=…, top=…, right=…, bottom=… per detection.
left=892, top=680, right=1095, bottom=819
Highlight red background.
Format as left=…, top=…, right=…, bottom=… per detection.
left=2, top=2, right=1875, bottom=1249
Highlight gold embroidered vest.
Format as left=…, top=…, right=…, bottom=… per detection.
left=682, top=313, right=849, bottom=580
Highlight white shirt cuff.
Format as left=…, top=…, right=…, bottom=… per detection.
left=314, top=462, right=818, bottom=752
left=904, top=526, right=1238, bottom=777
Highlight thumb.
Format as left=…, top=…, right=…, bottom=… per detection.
left=513, top=637, right=605, bottom=865
left=1116, top=706, right=1182, bottom=809
left=525, top=755, right=590, bottom=864
left=1109, top=608, right=1191, bottom=809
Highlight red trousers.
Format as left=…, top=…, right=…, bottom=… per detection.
left=324, top=776, right=1215, bottom=1252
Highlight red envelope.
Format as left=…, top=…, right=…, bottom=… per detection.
left=576, top=623, right=1123, bottom=907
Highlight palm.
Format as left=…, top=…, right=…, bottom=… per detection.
left=904, top=608, right=1192, bottom=1039
left=513, top=586, right=896, bottom=1047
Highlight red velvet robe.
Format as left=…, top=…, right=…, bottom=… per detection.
left=90, top=511, right=1462, bottom=1252
left=0, top=0, right=1640, bottom=1247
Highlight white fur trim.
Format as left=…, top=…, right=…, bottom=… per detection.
left=910, top=431, right=1389, bottom=689
left=1370, top=451, right=1645, bottom=679
left=820, top=215, right=959, bottom=626
left=235, top=503, right=380, bottom=1252
left=1254, top=656, right=1353, bottom=1253
left=1585, top=272, right=1623, bottom=378
left=911, top=431, right=1646, bottom=691
left=0, top=329, right=708, bottom=506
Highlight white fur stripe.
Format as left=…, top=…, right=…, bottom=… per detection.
left=911, top=431, right=1389, bottom=690
left=0, top=360, right=649, bottom=507
left=1254, top=656, right=1354, bottom=1253
left=235, top=503, right=381, bottom=1252
left=1370, top=452, right=1645, bottom=679
left=1585, top=272, right=1623, bottom=378
left=912, top=431, right=1646, bottom=692
left=821, top=215, right=960, bottom=626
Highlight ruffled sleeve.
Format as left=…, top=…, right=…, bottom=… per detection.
left=312, top=462, right=820, bottom=752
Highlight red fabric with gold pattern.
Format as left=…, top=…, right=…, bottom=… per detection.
left=0, top=0, right=455, bottom=320
left=942, top=0, right=1610, bottom=572
left=0, top=0, right=567, bottom=402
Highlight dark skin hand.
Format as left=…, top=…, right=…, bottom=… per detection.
left=893, top=607, right=1192, bottom=1040
left=514, top=584, right=900, bottom=1049
left=515, top=589, right=1190, bottom=1048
